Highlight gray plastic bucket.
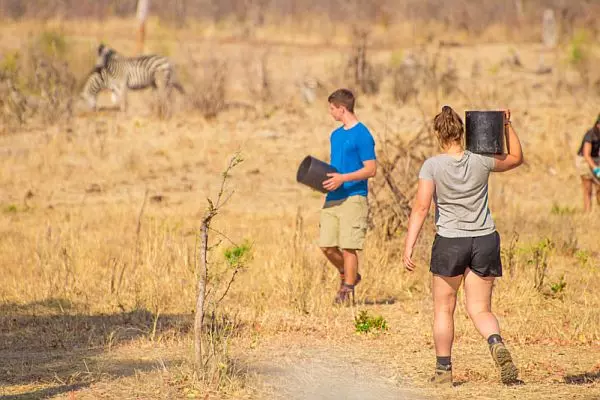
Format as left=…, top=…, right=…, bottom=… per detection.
left=465, top=111, right=504, bottom=154
left=296, top=156, right=337, bottom=194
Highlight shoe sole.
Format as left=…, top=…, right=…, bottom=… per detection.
left=493, top=346, right=519, bottom=384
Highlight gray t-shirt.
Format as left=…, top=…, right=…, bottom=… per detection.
left=419, top=151, right=496, bottom=238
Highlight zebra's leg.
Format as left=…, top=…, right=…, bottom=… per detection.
left=119, top=87, right=128, bottom=112
left=154, top=69, right=172, bottom=117
left=82, top=94, right=97, bottom=111
left=110, top=85, right=125, bottom=111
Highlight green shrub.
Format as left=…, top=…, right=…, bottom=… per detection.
left=354, top=310, right=388, bottom=334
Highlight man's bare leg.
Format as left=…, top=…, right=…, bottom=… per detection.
left=342, top=249, right=358, bottom=285
left=321, top=247, right=344, bottom=275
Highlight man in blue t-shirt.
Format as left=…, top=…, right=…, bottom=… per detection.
left=320, top=89, right=376, bottom=304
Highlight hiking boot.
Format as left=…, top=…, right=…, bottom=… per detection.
left=430, top=364, right=452, bottom=387
left=490, top=342, right=519, bottom=384
left=334, top=284, right=355, bottom=305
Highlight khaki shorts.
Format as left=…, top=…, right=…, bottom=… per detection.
left=319, top=195, right=368, bottom=250
left=575, top=156, right=600, bottom=179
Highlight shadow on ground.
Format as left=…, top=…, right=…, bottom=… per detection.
left=1, top=383, right=89, bottom=400
left=0, top=299, right=191, bottom=399
left=360, top=297, right=397, bottom=306
left=564, top=370, right=600, bottom=385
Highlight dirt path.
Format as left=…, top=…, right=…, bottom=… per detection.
left=250, top=343, right=427, bottom=400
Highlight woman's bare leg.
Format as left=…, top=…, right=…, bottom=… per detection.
left=582, top=177, right=593, bottom=212
left=432, top=274, right=463, bottom=357
left=464, top=268, right=518, bottom=384
left=464, top=268, right=499, bottom=339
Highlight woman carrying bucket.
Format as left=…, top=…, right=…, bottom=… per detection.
left=575, top=114, right=600, bottom=212
left=403, top=106, right=523, bottom=386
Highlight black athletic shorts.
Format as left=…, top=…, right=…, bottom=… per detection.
left=430, top=231, right=502, bottom=277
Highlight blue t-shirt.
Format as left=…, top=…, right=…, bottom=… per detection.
left=326, top=122, right=376, bottom=201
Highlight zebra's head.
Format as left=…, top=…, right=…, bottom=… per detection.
left=80, top=69, right=106, bottom=110
left=95, top=43, right=118, bottom=68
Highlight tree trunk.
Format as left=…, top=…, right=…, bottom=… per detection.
left=194, top=215, right=209, bottom=369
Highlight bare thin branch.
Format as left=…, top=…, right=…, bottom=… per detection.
left=214, top=269, right=241, bottom=308
left=208, top=227, right=238, bottom=246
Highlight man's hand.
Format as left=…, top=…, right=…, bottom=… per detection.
left=323, top=173, right=346, bottom=191
left=403, top=247, right=416, bottom=272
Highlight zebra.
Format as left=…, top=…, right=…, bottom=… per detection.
left=81, top=44, right=184, bottom=112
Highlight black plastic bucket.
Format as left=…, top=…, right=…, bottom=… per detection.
left=296, top=156, right=338, bottom=193
left=465, top=111, right=504, bottom=154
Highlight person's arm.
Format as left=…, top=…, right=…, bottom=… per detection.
left=322, top=160, right=376, bottom=191
left=493, top=110, right=524, bottom=172
left=403, top=179, right=435, bottom=271
left=584, top=141, right=600, bottom=178
left=582, top=142, right=597, bottom=169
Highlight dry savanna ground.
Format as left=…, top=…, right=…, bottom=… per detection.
left=0, top=17, right=599, bottom=400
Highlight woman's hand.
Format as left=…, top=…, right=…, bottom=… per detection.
left=493, top=108, right=523, bottom=172
left=503, top=109, right=511, bottom=124
left=403, top=246, right=416, bottom=272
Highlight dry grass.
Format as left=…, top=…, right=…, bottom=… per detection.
left=1, top=17, right=600, bottom=399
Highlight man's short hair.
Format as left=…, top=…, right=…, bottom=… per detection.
left=328, top=89, right=355, bottom=113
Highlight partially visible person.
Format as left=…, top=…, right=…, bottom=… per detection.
left=403, top=106, right=523, bottom=386
left=319, top=89, right=376, bottom=304
left=575, top=114, right=600, bottom=212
